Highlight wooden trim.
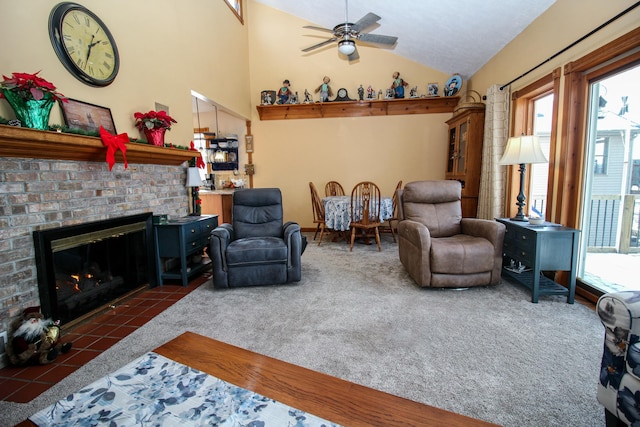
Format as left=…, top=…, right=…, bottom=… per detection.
left=256, top=97, right=460, bottom=120
left=565, top=26, right=640, bottom=74
left=155, top=332, right=499, bottom=427
left=507, top=69, right=561, bottom=220
left=222, top=0, right=243, bottom=24
left=559, top=28, right=640, bottom=229
left=0, top=125, right=196, bottom=166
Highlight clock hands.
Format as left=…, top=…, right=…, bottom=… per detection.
left=84, top=35, right=102, bottom=69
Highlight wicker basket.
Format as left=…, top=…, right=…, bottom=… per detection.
left=453, top=90, right=485, bottom=115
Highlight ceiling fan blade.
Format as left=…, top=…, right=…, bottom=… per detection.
left=303, top=25, right=335, bottom=34
left=350, top=12, right=381, bottom=33
left=358, top=33, right=398, bottom=46
left=347, top=47, right=360, bottom=62
left=302, top=37, right=337, bottom=52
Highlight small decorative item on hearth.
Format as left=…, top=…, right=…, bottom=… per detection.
left=133, top=110, right=177, bottom=146
left=0, top=71, right=67, bottom=130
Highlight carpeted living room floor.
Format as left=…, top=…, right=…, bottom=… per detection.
left=0, top=232, right=605, bottom=426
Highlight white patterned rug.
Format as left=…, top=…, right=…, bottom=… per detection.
left=29, top=351, right=340, bottom=427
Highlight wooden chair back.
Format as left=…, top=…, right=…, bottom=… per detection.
left=309, top=182, right=325, bottom=222
left=325, top=181, right=345, bottom=197
left=350, top=181, right=382, bottom=226
left=349, top=181, right=382, bottom=251
left=309, top=182, right=328, bottom=244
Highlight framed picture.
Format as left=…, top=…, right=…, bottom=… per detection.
left=245, top=135, right=254, bottom=153
left=444, top=75, right=463, bottom=97
left=60, top=98, right=116, bottom=134
left=427, top=83, right=439, bottom=97
left=260, top=90, right=276, bottom=105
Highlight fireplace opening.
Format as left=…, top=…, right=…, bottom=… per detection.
left=33, top=213, right=156, bottom=325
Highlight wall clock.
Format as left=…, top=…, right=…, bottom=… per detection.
left=48, top=2, right=120, bottom=87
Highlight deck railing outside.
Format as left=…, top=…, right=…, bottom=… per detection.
left=530, top=194, right=639, bottom=253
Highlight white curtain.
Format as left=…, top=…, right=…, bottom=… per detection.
left=477, top=84, right=510, bottom=220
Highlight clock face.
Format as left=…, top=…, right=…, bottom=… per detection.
left=49, top=3, right=119, bottom=87
left=338, top=88, right=347, bottom=98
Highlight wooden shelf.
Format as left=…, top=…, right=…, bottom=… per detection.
left=256, top=96, right=460, bottom=120
left=0, top=125, right=196, bottom=166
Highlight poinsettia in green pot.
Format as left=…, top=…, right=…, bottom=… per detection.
left=134, top=110, right=177, bottom=146
left=0, top=71, right=67, bottom=130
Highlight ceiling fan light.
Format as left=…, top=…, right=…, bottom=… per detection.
left=338, top=40, right=356, bottom=55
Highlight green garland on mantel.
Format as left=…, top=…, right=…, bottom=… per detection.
left=0, top=116, right=191, bottom=151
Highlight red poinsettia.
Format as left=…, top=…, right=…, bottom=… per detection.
left=134, top=110, right=177, bottom=131
left=0, top=71, right=67, bottom=102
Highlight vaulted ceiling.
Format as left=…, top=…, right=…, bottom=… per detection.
left=253, top=0, right=557, bottom=79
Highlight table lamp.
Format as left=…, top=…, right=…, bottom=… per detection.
left=186, top=167, right=202, bottom=216
left=499, top=135, right=548, bottom=221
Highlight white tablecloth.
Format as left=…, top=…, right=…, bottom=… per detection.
left=322, top=195, right=393, bottom=231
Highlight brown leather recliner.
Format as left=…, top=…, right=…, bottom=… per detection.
left=397, top=180, right=505, bottom=288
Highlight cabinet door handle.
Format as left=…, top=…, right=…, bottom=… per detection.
left=190, top=228, right=196, bottom=233
left=520, top=251, right=527, bottom=257
left=192, top=241, right=197, bottom=247
left=521, top=235, right=527, bottom=240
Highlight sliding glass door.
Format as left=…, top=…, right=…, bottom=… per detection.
left=578, top=65, right=640, bottom=293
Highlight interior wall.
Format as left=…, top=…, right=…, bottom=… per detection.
left=469, top=0, right=640, bottom=96
left=469, top=0, right=639, bottom=224
left=246, top=0, right=454, bottom=227
left=0, top=0, right=251, bottom=148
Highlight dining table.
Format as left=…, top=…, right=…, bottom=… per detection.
left=322, top=195, right=393, bottom=232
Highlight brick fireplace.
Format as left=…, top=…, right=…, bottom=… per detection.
left=0, top=126, right=196, bottom=366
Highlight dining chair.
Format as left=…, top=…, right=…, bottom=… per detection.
left=325, top=181, right=345, bottom=197
left=309, top=182, right=328, bottom=245
left=380, top=180, right=403, bottom=242
left=349, top=181, right=383, bottom=251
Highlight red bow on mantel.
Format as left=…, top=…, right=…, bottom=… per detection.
left=99, top=126, right=129, bottom=171
left=189, top=141, right=206, bottom=169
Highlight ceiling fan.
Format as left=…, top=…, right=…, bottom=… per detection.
left=301, top=0, right=398, bottom=61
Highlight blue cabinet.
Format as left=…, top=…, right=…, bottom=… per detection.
left=497, top=218, right=580, bottom=303
left=154, top=215, right=218, bottom=286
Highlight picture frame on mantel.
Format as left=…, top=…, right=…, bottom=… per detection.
left=60, top=98, right=117, bottom=134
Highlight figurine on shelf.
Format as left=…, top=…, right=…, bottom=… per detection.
left=290, top=91, right=299, bottom=104
left=277, top=79, right=292, bottom=104
left=391, top=71, right=409, bottom=99
left=314, top=76, right=333, bottom=102
left=385, top=88, right=395, bottom=99
left=410, top=86, right=418, bottom=98
left=367, top=85, right=375, bottom=99
left=357, top=85, right=364, bottom=101
left=303, top=89, right=313, bottom=103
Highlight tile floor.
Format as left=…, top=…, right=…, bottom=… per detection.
left=0, top=275, right=208, bottom=404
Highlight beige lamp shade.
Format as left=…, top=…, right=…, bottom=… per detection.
left=499, top=135, right=548, bottom=165
left=186, top=167, right=202, bottom=187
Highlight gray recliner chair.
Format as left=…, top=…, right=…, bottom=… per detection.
left=397, top=180, right=505, bottom=288
left=209, top=188, right=304, bottom=288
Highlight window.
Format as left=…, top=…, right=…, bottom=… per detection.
left=224, top=0, right=243, bottom=24
left=593, top=137, right=608, bottom=175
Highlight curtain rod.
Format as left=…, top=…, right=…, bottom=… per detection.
left=499, top=1, right=640, bottom=90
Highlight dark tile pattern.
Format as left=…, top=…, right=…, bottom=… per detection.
left=0, top=275, right=208, bottom=403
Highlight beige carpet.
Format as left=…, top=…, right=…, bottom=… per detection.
left=0, top=233, right=605, bottom=426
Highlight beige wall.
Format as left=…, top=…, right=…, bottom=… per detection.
left=470, top=0, right=640, bottom=96
left=0, top=0, right=251, bottom=147
left=246, top=1, right=452, bottom=227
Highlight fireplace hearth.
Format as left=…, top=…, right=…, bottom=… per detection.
left=33, top=213, right=156, bottom=325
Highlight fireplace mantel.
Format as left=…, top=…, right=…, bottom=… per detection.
left=0, top=125, right=196, bottom=166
